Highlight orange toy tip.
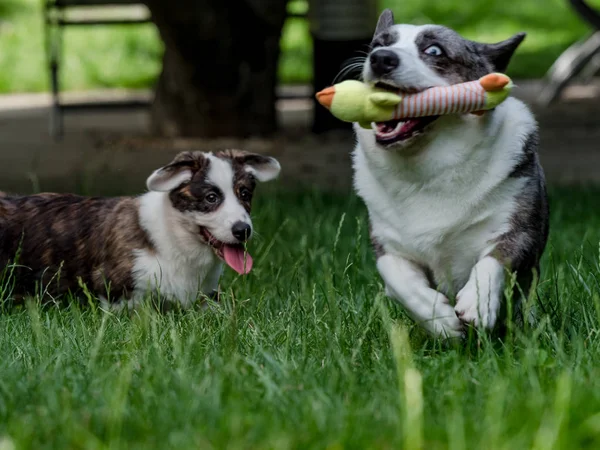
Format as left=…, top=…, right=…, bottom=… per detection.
left=315, top=86, right=336, bottom=109
left=480, top=73, right=510, bottom=91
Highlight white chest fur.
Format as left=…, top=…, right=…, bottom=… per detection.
left=353, top=98, right=536, bottom=295
left=133, top=191, right=223, bottom=306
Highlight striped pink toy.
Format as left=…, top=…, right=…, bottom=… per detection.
left=392, top=80, right=497, bottom=119
left=315, top=73, right=514, bottom=129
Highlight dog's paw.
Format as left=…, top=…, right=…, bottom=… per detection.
left=455, top=278, right=501, bottom=330
left=420, top=293, right=464, bottom=339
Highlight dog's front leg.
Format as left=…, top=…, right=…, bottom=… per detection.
left=376, top=254, right=464, bottom=339
left=454, top=256, right=505, bottom=329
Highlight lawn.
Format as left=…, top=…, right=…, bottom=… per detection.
left=2, top=187, right=600, bottom=449
left=0, top=0, right=596, bottom=93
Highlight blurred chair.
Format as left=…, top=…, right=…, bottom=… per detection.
left=539, top=0, right=600, bottom=105
left=308, top=0, right=377, bottom=133
left=44, top=0, right=152, bottom=139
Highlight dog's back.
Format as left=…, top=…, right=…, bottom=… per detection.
left=0, top=193, right=151, bottom=299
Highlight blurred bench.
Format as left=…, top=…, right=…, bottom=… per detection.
left=44, top=0, right=314, bottom=139
left=539, top=0, right=600, bottom=105
left=43, top=0, right=374, bottom=137
left=44, top=0, right=152, bottom=138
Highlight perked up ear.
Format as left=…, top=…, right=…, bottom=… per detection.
left=146, top=161, right=193, bottom=192
left=374, top=9, right=395, bottom=37
left=243, top=155, right=281, bottom=182
left=477, top=32, right=526, bottom=73
left=227, top=150, right=281, bottom=182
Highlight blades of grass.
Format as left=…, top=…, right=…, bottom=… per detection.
left=106, top=361, right=134, bottom=450
left=482, top=379, right=508, bottom=450
left=531, top=372, right=572, bottom=450
left=389, top=324, right=423, bottom=450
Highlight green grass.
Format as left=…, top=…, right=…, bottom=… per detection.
left=0, top=0, right=597, bottom=93
left=2, top=187, right=600, bottom=448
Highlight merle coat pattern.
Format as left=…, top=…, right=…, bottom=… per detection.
left=353, top=9, right=549, bottom=338
left=0, top=150, right=281, bottom=308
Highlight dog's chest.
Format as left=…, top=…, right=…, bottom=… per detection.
left=132, top=247, right=222, bottom=306
left=357, top=158, right=523, bottom=294
left=381, top=194, right=501, bottom=283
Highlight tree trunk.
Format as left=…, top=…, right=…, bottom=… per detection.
left=144, top=0, right=288, bottom=138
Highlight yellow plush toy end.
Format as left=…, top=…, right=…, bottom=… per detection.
left=315, top=80, right=402, bottom=129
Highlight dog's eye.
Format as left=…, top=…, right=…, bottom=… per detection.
left=239, top=187, right=251, bottom=201
left=424, top=45, right=443, bottom=56
left=206, top=192, right=219, bottom=204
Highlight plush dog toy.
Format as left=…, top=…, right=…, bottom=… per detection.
left=315, top=73, right=513, bottom=129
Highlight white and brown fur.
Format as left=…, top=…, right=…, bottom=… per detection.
left=0, top=150, right=280, bottom=309
left=353, top=10, right=549, bottom=338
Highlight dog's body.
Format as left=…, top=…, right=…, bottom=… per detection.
left=353, top=11, right=549, bottom=337
left=0, top=150, right=280, bottom=308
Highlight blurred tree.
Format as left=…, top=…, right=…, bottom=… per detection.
left=143, top=0, right=288, bottom=138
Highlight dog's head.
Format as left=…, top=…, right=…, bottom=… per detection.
left=362, top=9, right=525, bottom=149
left=146, top=150, right=280, bottom=274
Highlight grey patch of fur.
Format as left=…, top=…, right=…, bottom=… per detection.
left=419, top=263, right=436, bottom=289
left=494, top=131, right=549, bottom=285
left=369, top=222, right=385, bottom=259
left=495, top=178, right=549, bottom=273
left=487, top=131, right=548, bottom=333
left=371, top=9, right=398, bottom=49
left=371, top=29, right=399, bottom=49
left=493, top=167, right=548, bottom=333
left=373, top=9, right=394, bottom=38
left=414, top=26, right=526, bottom=84
left=481, top=32, right=527, bottom=73
left=509, top=131, right=539, bottom=179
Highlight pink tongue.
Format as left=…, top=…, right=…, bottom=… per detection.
left=223, top=245, right=253, bottom=275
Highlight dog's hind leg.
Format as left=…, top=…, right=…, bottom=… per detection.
left=376, top=253, right=464, bottom=339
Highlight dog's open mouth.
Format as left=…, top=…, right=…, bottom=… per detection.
left=200, top=227, right=253, bottom=275
left=374, top=116, right=439, bottom=145
left=373, top=82, right=439, bottom=146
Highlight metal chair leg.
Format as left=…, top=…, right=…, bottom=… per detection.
left=44, top=3, right=64, bottom=140
left=578, top=51, right=600, bottom=81
left=538, top=31, right=600, bottom=106
left=50, top=61, right=63, bottom=139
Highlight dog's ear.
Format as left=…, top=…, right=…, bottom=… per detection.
left=374, top=9, right=394, bottom=37
left=477, top=32, right=526, bottom=72
left=146, top=153, right=207, bottom=192
left=240, top=154, right=281, bottom=182
left=146, top=161, right=194, bottom=192
left=223, top=150, right=281, bottom=182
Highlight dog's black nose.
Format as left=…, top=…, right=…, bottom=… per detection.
left=232, top=221, right=252, bottom=242
left=370, top=49, right=400, bottom=76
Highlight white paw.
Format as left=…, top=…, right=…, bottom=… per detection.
left=386, top=285, right=464, bottom=339
left=422, top=299, right=465, bottom=339
left=455, top=279, right=501, bottom=329
left=401, top=289, right=464, bottom=339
